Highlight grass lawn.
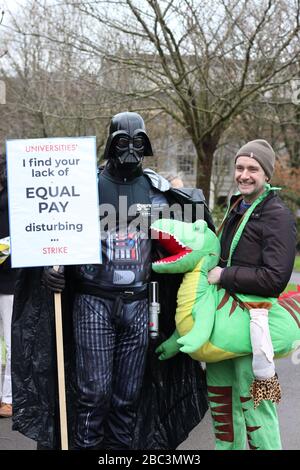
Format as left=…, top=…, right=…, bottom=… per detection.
left=284, top=283, right=297, bottom=293
left=1, top=337, right=5, bottom=364
left=294, top=255, right=300, bottom=272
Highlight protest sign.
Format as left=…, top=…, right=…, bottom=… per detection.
left=6, top=136, right=101, bottom=267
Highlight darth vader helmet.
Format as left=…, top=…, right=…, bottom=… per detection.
left=103, top=112, right=153, bottom=176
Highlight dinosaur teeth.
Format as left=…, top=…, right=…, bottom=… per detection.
left=172, top=235, right=187, bottom=248
left=153, top=229, right=187, bottom=248
left=153, top=253, right=189, bottom=265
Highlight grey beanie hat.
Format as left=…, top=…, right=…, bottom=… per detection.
left=235, top=139, right=275, bottom=180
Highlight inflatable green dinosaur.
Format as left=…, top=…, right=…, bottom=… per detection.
left=151, top=218, right=300, bottom=363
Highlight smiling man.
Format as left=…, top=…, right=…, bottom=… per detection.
left=234, top=140, right=275, bottom=204
left=206, top=139, right=297, bottom=450
left=208, top=139, right=295, bottom=295
left=235, top=155, right=270, bottom=202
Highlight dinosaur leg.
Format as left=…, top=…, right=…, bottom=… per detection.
left=249, top=308, right=281, bottom=407
left=233, top=355, right=282, bottom=450
left=206, top=360, right=247, bottom=450
left=250, top=308, right=275, bottom=379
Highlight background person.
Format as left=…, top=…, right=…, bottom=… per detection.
left=0, top=156, right=16, bottom=418
left=166, top=173, right=184, bottom=189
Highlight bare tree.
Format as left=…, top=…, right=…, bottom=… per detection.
left=0, top=10, right=8, bottom=59
left=0, top=1, right=117, bottom=158
left=2, top=0, right=300, bottom=201
left=59, top=0, right=300, bottom=200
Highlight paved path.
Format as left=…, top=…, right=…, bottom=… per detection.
left=290, top=271, right=300, bottom=285
left=1, top=272, right=300, bottom=451
left=178, top=356, right=300, bottom=450
left=1, top=356, right=299, bottom=450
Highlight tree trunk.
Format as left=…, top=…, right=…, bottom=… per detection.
left=195, top=140, right=216, bottom=204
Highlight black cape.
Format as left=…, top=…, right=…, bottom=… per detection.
left=11, top=180, right=210, bottom=449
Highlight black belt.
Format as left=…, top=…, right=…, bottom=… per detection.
left=76, top=283, right=148, bottom=323
left=76, top=283, right=148, bottom=302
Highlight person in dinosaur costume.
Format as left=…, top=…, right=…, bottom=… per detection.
left=152, top=139, right=297, bottom=450
left=151, top=217, right=299, bottom=449
left=151, top=217, right=299, bottom=362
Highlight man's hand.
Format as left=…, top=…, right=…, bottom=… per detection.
left=207, top=266, right=223, bottom=285
left=43, top=266, right=65, bottom=292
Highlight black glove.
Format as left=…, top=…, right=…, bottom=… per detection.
left=43, top=266, right=65, bottom=292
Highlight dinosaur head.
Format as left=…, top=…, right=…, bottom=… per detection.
left=151, top=219, right=220, bottom=273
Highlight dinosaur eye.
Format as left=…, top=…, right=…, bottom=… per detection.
left=194, top=220, right=207, bottom=231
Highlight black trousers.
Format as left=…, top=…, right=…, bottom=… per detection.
left=73, top=294, right=148, bottom=449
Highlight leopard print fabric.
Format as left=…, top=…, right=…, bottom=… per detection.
left=250, top=373, right=282, bottom=409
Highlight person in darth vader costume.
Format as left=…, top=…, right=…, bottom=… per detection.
left=12, top=112, right=212, bottom=450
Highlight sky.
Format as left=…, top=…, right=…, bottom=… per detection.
left=1, top=0, right=23, bottom=12
left=0, top=0, right=27, bottom=25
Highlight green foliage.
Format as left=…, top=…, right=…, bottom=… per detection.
left=284, top=283, right=297, bottom=293
left=1, top=336, right=6, bottom=363
left=278, top=189, right=300, bottom=213
left=294, top=256, right=300, bottom=272
left=270, top=189, right=300, bottom=251
left=296, top=219, right=300, bottom=253
left=211, top=204, right=227, bottom=229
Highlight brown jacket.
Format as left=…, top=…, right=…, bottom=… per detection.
left=219, top=191, right=296, bottom=297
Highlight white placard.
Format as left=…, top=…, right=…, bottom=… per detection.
left=6, top=137, right=101, bottom=268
